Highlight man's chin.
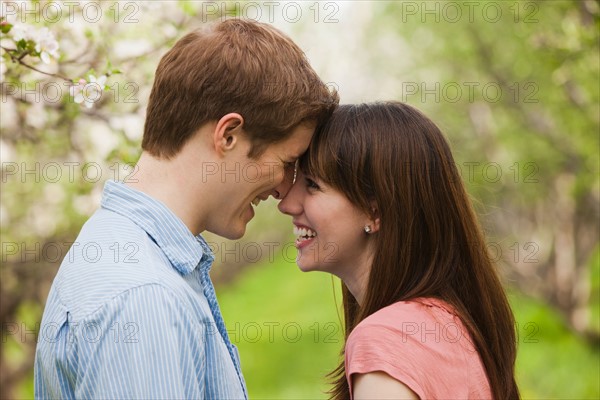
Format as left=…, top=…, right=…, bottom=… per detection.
left=206, top=224, right=246, bottom=241
left=227, top=229, right=245, bottom=240
left=223, top=226, right=247, bottom=241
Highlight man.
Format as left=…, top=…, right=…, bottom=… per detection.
left=34, top=19, right=338, bottom=399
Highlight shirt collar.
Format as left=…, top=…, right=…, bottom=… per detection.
left=100, top=180, right=214, bottom=275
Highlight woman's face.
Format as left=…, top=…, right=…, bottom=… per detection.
left=278, top=170, right=374, bottom=283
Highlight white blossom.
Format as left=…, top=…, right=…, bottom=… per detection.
left=9, top=23, right=33, bottom=42
left=70, top=75, right=107, bottom=109
left=7, top=23, right=60, bottom=64
left=33, top=27, right=59, bottom=64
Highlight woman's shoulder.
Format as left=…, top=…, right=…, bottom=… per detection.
left=345, top=297, right=492, bottom=399
left=352, top=297, right=459, bottom=333
left=346, top=297, right=477, bottom=370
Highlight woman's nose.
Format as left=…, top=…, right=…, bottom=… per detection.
left=278, top=173, right=304, bottom=216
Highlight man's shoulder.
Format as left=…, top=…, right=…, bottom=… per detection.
left=50, top=208, right=188, bottom=320
left=62, top=206, right=163, bottom=272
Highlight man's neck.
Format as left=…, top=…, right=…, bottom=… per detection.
left=126, top=152, right=211, bottom=236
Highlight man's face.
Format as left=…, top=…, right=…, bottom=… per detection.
left=207, top=123, right=315, bottom=240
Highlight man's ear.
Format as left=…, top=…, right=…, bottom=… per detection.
left=213, top=113, right=244, bottom=156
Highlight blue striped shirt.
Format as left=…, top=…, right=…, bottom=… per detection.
left=34, top=180, right=248, bottom=399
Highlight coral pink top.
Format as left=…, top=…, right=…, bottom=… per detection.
left=345, top=298, right=492, bottom=399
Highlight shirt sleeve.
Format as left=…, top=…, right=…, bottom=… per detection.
left=72, top=284, right=208, bottom=399
left=345, top=322, right=430, bottom=399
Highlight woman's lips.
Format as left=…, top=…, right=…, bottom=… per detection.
left=293, top=224, right=317, bottom=249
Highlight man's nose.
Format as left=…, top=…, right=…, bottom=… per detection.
left=277, top=170, right=304, bottom=215
left=271, top=164, right=295, bottom=199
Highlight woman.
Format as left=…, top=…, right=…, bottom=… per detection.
left=278, top=102, right=519, bottom=399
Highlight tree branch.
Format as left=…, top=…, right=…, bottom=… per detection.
left=2, top=46, right=73, bottom=82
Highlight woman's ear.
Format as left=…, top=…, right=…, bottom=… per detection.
left=368, top=201, right=381, bottom=234
left=213, top=113, right=244, bottom=155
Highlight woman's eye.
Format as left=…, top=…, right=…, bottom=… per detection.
left=305, top=177, right=320, bottom=190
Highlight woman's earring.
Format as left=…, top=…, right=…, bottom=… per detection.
left=364, top=225, right=372, bottom=234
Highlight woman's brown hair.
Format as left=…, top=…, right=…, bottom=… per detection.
left=301, top=102, right=519, bottom=400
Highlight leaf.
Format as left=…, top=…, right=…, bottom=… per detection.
left=105, top=60, right=122, bottom=76
left=16, top=39, right=27, bottom=51
left=0, top=23, right=13, bottom=34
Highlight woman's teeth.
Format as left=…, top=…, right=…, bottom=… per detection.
left=251, top=197, right=261, bottom=206
left=293, top=226, right=317, bottom=239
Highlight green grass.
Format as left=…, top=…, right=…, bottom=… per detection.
left=219, top=256, right=600, bottom=399
left=511, top=290, right=600, bottom=399
left=218, top=255, right=344, bottom=399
